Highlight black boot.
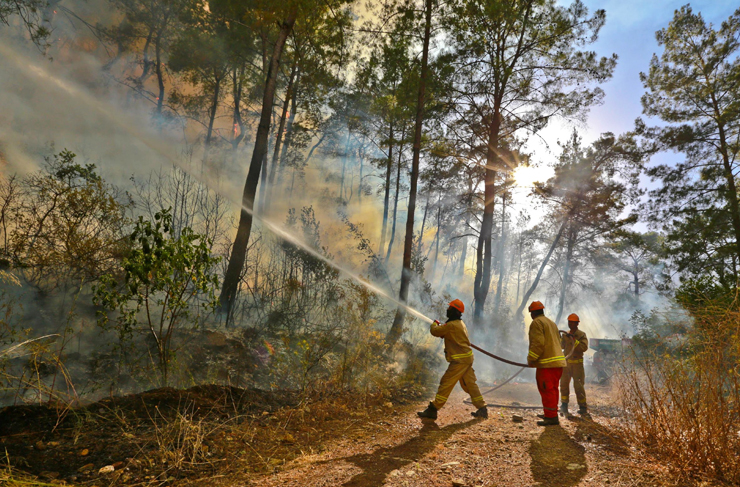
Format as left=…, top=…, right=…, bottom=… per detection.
left=578, top=405, right=589, bottom=415
left=560, top=403, right=569, bottom=416
left=471, top=406, right=488, bottom=419
left=417, top=402, right=437, bottom=420
left=537, top=416, right=560, bottom=426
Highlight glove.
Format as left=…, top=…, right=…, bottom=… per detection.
left=433, top=320, right=441, bottom=325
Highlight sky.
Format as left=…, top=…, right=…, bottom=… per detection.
left=511, top=0, right=739, bottom=222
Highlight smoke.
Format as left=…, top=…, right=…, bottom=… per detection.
left=0, top=1, right=680, bottom=399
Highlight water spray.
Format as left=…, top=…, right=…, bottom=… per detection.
left=0, top=44, right=536, bottom=379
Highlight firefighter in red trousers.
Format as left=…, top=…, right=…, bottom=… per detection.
left=526, top=301, right=566, bottom=426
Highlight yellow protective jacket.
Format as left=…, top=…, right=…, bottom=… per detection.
left=561, top=329, right=588, bottom=364
left=430, top=319, right=474, bottom=364
left=527, top=315, right=566, bottom=368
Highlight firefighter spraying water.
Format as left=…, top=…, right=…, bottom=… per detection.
left=417, top=299, right=488, bottom=420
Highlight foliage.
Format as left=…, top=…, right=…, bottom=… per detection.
left=0, top=0, right=51, bottom=47
left=639, top=5, right=740, bottom=289
left=94, top=208, right=220, bottom=386
left=8, top=150, right=132, bottom=293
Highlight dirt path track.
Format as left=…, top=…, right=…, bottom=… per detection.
left=217, top=383, right=667, bottom=487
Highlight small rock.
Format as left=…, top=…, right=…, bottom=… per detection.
left=34, top=441, right=46, bottom=451
left=512, top=415, right=523, bottom=423
left=78, top=463, right=95, bottom=473
left=390, top=470, right=401, bottom=477
left=406, top=470, right=416, bottom=477
left=440, top=461, right=460, bottom=470
left=451, top=478, right=468, bottom=487
left=79, top=448, right=89, bottom=456
left=99, top=465, right=115, bottom=474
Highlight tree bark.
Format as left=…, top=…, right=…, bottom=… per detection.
left=203, top=70, right=222, bottom=169
left=493, top=191, right=507, bottom=314
left=515, top=218, right=568, bottom=319
left=268, top=62, right=297, bottom=193
left=219, top=10, right=298, bottom=323
left=385, top=144, right=403, bottom=263
left=339, top=130, right=352, bottom=201
left=231, top=66, right=245, bottom=153
left=154, top=32, right=165, bottom=118
left=473, top=111, right=500, bottom=321
left=555, top=225, right=575, bottom=324
left=431, top=206, right=441, bottom=279
left=379, top=121, right=394, bottom=255
left=277, top=68, right=300, bottom=184
left=417, top=197, right=429, bottom=255
left=386, top=0, right=433, bottom=345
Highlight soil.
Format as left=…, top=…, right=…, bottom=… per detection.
left=0, top=381, right=711, bottom=487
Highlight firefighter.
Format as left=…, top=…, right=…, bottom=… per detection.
left=417, top=299, right=487, bottom=420
left=526, top=301, right=566, bottom=426
left=560, top=313, right=589, bottom=415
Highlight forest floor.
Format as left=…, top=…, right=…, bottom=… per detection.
left=0, top=381, right=720, bottom=487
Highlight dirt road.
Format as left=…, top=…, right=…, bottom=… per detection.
left=233, top=383, right=667, bottom=487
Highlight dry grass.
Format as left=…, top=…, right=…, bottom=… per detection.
left=618, top=302, right=740, bottom=485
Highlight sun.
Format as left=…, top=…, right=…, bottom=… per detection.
left=512, top=165, right=553, bottom=189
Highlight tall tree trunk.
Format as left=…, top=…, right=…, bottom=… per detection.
left=515, top=219, right=568, bottom=319
left=417, top=197, right=430, bottom=255
left=139, top=30, right=154, bottom=83
left=493, top=191, right=507, bottom=314
left=473, top=110, right=501, bottom=321
left=268, top=62, right=297, bottom=195
left=203, top=71, right=222, bottom=169
left=257, top=135, right=271, bottom=214
left=231, top=67, right=245, bottom=154
left=458, top=233, right=468, bottom=276
left=339, top=130, right=351, bottom=201
left=278, top=69, right=300, bottom=184
left=431, top=206, right=441, bottom=279
left=218, top=10, right=298, bottom=323
left=555, top=226, right=575, bottom=324
left=154, top=32, right=165, bottom=118
left=387, top=0, right=433, bottom=345
left=379, top=121, right=394, bottom=255
left=385, top=145, right=403, bottom=263
left=515, top=237, right=524, bottom=306
left=358, top=150, right=364, bottom=204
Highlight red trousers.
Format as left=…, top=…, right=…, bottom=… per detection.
left=536, top=367, right=563, bottom=418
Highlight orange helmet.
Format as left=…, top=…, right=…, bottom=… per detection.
left=449, top=299, right=465, bottom=313
left=567, top=313, right=580, bottom=322
left=528, top=301, right=545, bottom=312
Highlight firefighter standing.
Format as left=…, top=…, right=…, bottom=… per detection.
left=526, top=301, right=566, bottom=426
left=417, top=299, right=488, bottom=420
left=560, top=313, right=589, bottom=415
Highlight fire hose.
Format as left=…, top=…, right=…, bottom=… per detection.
left=463, top=330, right=576, bottom=408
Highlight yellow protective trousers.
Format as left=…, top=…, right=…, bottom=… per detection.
left=560, top=361, right=587, bottom=406
left=432, top=361, right=486, bottom=410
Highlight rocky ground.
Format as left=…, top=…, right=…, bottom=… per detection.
left=0, top=381, right=711, bottom=486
